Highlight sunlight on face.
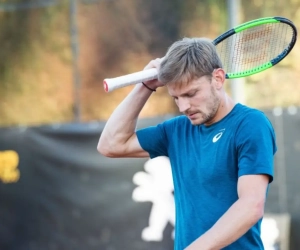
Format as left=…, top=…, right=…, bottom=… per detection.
left=167, top=75, right=221, bottom=125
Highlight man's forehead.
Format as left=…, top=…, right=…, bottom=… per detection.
left=167, top=76, right=209, bottom=93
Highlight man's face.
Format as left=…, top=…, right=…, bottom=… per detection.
left=167, top=73, right=221, bottom=126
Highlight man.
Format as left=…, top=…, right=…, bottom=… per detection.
left=98, top=37, right=277, bottom=250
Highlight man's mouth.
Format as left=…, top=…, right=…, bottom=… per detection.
left=187, top=112, right=197, bottom=119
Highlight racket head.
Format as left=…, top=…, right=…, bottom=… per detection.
left=213, top=16, right=297, bottom=79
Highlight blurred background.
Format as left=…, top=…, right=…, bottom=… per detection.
left=0, top=0, right=299, bottom=249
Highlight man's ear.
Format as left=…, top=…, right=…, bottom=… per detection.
left=213, top=68, right=225, bottom=90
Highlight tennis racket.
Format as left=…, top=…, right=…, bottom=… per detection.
left=103, top=16, right=297, bottom=92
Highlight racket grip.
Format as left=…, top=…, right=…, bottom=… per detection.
left=103, top=68, right=158, bottom=92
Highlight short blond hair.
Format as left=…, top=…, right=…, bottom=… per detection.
left=158, top=37, right=223, bottom=85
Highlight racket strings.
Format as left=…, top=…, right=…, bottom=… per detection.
left=216, top=23, right=294, bottom=74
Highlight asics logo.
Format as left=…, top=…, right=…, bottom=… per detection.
left=212, top=129, right=225, bottom=143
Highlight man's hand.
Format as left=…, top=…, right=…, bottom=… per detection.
left=143, top=58, right=165, bottom=90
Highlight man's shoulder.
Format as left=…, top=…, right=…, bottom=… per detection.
left=235, top=104, right=270, bottom=122
left=233, top=104, right=275, bottom=138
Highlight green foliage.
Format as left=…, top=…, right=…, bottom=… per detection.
left=0, top=0, right=299, bottom=126
left=0, top=8, right=30, bottom=88
left=0, top=1, right=69, bottom=91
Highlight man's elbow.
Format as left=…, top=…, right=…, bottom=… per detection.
left=97, top=145, right=109, bottom=157
left=97, top=141, right=116, bottom=158
left=240, top=196, right=266, bottom=225
left=249, top=199, right=266, bottom=223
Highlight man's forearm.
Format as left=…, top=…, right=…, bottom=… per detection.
left=98, top=83, right=153, bottom=154
left=185, top=198, right=264, bottom=250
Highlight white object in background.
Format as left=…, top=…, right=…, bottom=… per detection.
left=261, top=217, right=280, bottom=250
left=132, top=156, right=175, bottom=241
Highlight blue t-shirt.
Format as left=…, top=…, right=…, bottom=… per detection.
left=136, top=104, right=277, bottom=250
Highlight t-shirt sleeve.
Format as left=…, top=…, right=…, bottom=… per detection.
left=236, top=111, right=277, bottom=183
left=136, top=123, right=169, bottom=159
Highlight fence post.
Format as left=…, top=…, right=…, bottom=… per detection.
left=70, top=0, right=81, bottom=122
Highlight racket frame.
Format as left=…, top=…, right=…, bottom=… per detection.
left=103, top=16, right=297, bottom=92
left=213, top=16, right=297, bottom=79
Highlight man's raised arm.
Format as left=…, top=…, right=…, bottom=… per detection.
left=97, top=59, right=163, bottom=158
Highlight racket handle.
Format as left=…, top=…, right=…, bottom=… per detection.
left=103, top=68, right=158, bottom=92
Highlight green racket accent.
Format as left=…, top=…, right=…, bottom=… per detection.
left=214, top=16, right=297, bottom=80
left=234, top=17, right=279, bottom=33
left=226, top=62, right=273, bottom=79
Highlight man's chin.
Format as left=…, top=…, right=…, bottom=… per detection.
left=188, top=117, right=203, bottom=126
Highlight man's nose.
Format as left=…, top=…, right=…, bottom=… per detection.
left=177, top=98, right=191, bottom=113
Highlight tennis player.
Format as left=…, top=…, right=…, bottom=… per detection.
left=98, top=37, right=277, bottom=250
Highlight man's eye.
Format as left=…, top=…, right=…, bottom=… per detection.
left=187, top=92, right=196, bottom=97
